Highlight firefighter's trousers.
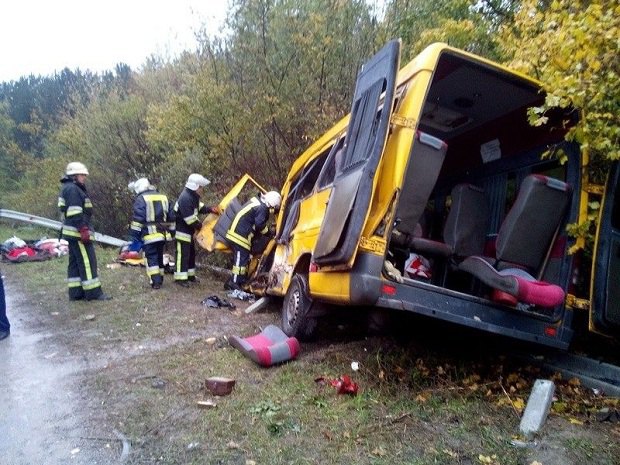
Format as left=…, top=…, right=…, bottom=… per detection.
left=230, top=245, right=251, bottom=285
left=174, top=238, right=197, bottom=282
left=144, top=241, right=165, bottom=286
left=67, top=239, right=103, bottom=300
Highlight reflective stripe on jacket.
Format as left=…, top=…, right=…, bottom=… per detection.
left=174, top=188, right=210, bottom=237
left=225, top=197, right=269, bottom=250
left=130, top=189, right=174, bottom=244
left=58, top=176, right=92, bottom=240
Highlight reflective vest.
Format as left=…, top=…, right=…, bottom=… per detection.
left=225, top=197, right=269, bottom=250
left=58, top=176, right=92, bottom=240
left=174, top=188, right=209, bottom=242
left=129, top=189, right=174, bottom=244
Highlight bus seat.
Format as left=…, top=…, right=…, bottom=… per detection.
left=394, top=131, right=447, bottom=240
left=409, top=183, right=489, bottom=258
left=457, top=175, right=571, bottom=307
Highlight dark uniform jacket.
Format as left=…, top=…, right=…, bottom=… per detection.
left=129, top=189, right=174, bottom=244
left=225, top=197, right=269, bottom=250
left=173, top=188, right=213, bottom=242
left=58, top=176, right=92, bottom=240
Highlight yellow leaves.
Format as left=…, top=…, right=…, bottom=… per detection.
left=513, top=397, right=526, bottom=411
left=569, top=417, right=584, bottom=425
left=478, top=453, right=499, bottom=464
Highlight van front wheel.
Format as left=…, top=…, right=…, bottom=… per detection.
left=282, top=274, right=317, bottom=341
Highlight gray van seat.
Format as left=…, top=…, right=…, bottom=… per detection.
left=410, top=183, right=489, bottom=258
left=458, top=174, right=571, bottom=308
left=394, top=131, right=447, bottom=241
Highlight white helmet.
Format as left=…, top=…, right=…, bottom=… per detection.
left=261, top=191, right=281, bottom=209
left=128, top=177, right=152, bottom=195
left=66, top=162, right=89, bottom=176
left=185, top=173, right=210, bottom=191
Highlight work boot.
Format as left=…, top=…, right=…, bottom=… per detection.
left=188, top=277, right=200, bottom=284
left=175, top=280, right=190, bottom=288
left=224, top=279, right=241, bottom=291
left=88, top=293, right=112, bottom=301
left=152, top=283, right=162, bottom=290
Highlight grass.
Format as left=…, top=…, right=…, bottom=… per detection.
left=2, top=221, right=620, bottom=465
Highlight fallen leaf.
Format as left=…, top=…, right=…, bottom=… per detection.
left=227, top=441, right=240, bottom=449
left=568, top=377, right=581, bottom=386
left=569, top=418, right=584, bottom=425
left=371, top=446, right=387, bottom=457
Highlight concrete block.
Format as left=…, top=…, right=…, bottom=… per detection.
left=519, top=379, right=555, bottom=438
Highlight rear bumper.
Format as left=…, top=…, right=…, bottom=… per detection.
left=348, top=253, right=573, bottom=349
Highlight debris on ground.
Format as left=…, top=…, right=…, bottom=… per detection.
left=226, top=289, right=256, bottom=302
left=315, top=375, right=359, bottom=396
left=151, top=378, right=167, bottom=389
left=597, top=408, right=620, bottom=423
left=196, top=399, right=217, bottom=409
left=243, top=296, right=270, bottom=314
left=229, top=325, right=300, bottom=367
left=205, top=376, right=236, bottom=396
left=201, top=295, right=236, bottom=309
left=2, top=236, right=67, bottom=263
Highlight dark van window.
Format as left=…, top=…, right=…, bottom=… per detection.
left=316, top=138, right=345, bottom=190
left=297, top=148, right=331, bottom=199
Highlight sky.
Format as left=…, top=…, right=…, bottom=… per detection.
left=0, top=0, right=229, bottom=83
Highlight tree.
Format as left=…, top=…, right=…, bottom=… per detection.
left=380, top=0, right=503, bottom=61
left=501, top=0, right=619, bottom=166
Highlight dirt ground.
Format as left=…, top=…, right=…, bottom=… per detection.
left=1, top=247, right=619, bottom=465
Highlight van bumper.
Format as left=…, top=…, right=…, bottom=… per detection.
left=378, top=281, right=572, bottom=349
left=349, top=253, right=573, bottom=350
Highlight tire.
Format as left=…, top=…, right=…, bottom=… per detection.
left=281, top=274, right=318, bottom=341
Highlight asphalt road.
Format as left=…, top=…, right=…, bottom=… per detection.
left=0, top=279, right=117, bottom=465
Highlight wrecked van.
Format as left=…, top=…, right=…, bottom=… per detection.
left=198, top=40, right=620, bottom=349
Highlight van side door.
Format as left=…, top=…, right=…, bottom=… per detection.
left=590, top=162, right=620, bottom=335
left=313, top=39, right=401, bottom=267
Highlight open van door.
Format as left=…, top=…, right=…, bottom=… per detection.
left=195, top=174, right=267, bottom=252
left=590, top=162, right=620, bottom=335
left=313, top=39, right=401, bottom=267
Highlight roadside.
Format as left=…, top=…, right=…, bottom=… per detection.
left=0, top=276, right=117, bottom=464
left=0, top=228, right=619, bottom=465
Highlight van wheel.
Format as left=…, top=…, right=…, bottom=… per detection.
left=282, top=274, right=317, bottom=341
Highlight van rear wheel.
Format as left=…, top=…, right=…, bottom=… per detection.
left=282, top=274, right=317, bottom=341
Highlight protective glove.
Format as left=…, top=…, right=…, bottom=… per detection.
left=79, top=226, right=91, bottom=244
left=210, top=205, right=222, bottom=215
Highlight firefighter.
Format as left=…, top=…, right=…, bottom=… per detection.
left=173, top=173, right=220, bottom=287
left=58, top=162, right=111, bottom=301
left=224, top=190, right=281, bottom=291
left=128, top=178, right=175, bottom=289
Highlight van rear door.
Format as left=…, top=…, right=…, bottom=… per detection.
left=590, top=162, right=620, bottom=335
left=313, top=39, right=400, bottom=267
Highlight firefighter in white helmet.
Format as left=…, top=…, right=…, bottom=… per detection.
left=172, top=173, right=220, bottom=287
left=223, top=190, right=281, bottom=290
left=128, top=177, right=175, bottom=289
left=58, top=162, right=111, bottom=301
